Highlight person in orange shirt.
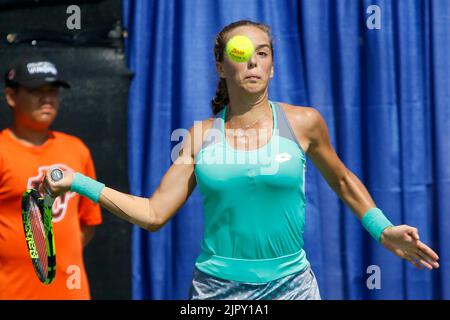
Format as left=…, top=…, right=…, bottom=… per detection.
left=0, top=57, right=102, bottom=299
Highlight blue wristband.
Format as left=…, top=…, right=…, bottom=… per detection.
left=361, top=208, right=394, bottom=243
left=70, top=173, right=105, bottom=203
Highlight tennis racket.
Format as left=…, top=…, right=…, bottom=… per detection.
left=21, top=168, right=64, bottom=284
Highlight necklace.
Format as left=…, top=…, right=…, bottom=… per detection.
left=226, top=108, right=270, bottom=145
left=230, top=113, right=265, bottom=130
left=228, top=108, right=267, bottom=131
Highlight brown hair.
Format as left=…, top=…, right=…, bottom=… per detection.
left=211, top=20, right=274, bottom=115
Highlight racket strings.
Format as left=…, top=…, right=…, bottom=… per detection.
left=29, top=197, right=49, bottom=278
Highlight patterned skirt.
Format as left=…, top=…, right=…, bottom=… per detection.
left=188, top=264, right=321, bottom=300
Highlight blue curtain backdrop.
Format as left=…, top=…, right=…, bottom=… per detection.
left=122, top=0, right=449, bottom=299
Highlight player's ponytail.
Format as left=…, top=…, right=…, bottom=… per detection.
left=211, top=78, right=229, bottom=115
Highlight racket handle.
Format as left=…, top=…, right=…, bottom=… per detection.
left=43, top=168, right=64, bottom=207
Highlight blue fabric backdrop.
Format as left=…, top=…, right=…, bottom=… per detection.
left=123, top=0, right=449, bottom=299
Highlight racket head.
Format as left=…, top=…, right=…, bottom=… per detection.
left=21, top=188, right=56, bottom=284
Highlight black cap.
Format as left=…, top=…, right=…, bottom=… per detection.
left=5, top=58, right=70, bottom=89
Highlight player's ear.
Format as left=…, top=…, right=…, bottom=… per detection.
left=216, top=61, right=226, bottom=78
left=270, top=64, right=274, bottom=79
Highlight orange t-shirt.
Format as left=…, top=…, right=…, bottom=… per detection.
left=0, top=129, right=102, bottom=300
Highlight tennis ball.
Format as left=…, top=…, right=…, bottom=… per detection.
left=225, top=35, right=255, bottom=63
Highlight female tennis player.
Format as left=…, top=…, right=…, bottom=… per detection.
left=44, top=20, right=439, bottom=300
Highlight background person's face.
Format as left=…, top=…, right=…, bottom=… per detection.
left=6, top=84, right=60, bottom=130
left=217, top=25, right=274, bottom=95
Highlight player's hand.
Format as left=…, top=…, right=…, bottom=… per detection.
left=380, top=225, right=439, bottom=270
left=42, top=167, right=75, bottom=198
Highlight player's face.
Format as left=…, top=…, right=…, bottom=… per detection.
left=6, top=84, right=60, bottom=130
left=217, top=25, right=274, bottom=95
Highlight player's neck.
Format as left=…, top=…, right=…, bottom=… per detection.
left=227, top=90, right=270, bottom=122
left=9, top=123, right=51, bottom=146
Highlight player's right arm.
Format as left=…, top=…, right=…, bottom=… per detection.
left=45, top=119, right=212, bottom=232
left=99, top=155, right=195, bottom=231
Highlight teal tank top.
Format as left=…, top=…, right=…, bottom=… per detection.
left=194, top=101, right=309, bottom=283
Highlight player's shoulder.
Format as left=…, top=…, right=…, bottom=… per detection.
left=189, top=117, right=215, bottom=143
left=180, top=117, right=216, bottom=158
left=276, top=102, right=325, bottom=129
left=189, top=117, right=215, bottom=133
left=277, top=102, right=320, bottom=120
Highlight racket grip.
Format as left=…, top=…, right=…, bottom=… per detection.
left=43, top=168, right=64, bottom=207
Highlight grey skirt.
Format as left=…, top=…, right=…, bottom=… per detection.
left=188, top=264, right=321, bottom=300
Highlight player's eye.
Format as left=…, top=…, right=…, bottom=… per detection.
left=257, top=51, right=269, bottom=57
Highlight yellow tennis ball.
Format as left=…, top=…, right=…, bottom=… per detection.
left=225, top=35, right=255, bottom=63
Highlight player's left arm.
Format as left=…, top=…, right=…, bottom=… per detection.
left=77, top=144, right=102, bottom=248
left=295, top=107, right=374, bottom=217
left=290, top=106, right=439, bottom=270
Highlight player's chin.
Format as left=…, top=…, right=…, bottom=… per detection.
left=241, top=83, right=267, bottom=94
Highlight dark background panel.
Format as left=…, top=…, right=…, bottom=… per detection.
left=0, top=0, right=122, bottom=35
left=0, top=0, right=132, bottom=299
